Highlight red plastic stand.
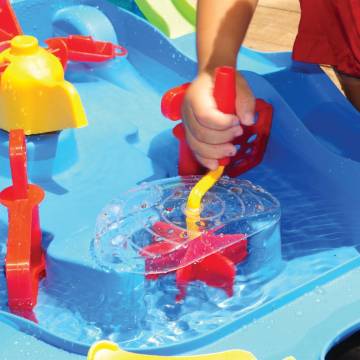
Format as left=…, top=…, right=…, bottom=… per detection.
left=0, top=130, right=46, bottom=321
left=0, top=0, right=22, bottom=42
left=46, top=35, right=128, bottom=69
left=161, top=66, right=273, bottom=177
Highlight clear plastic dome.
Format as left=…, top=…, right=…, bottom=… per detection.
left=92, top=176, right=281, bottom=277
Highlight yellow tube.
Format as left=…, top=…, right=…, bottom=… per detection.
left=185, top=166, right=225, bottom=239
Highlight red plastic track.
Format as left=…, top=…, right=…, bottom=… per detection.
left=0, top=130, right=45, bottom=321
left=0, top=0, right=22, bottom=42
left=45, top=35, right=127, bottom=69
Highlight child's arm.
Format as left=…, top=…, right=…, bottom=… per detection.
left=182, top=0, right=258, bottom=170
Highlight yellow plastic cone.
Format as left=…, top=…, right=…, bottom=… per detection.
left=0, top=35, right=87, bottom=135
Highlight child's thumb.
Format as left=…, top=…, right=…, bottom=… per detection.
left=235, top=75, right=256, bottom=126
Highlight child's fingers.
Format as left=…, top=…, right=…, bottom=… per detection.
left=235, top=74, right=256, bottom=126
left=182, top=105, right=243, bottom=144
left=192, top=102, right=240, bottom=130
left=186, top=79, right=240, bottom=131
left=194, top=155, right=219, bottom=171
left=185, top=127, right=236, bottom=160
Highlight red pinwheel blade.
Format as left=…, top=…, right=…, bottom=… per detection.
left=140, top=220, right=248, bottom=300
left=176, top=253, right=236, bottom=301
left=151, top=221, right=184, bottom=242
left=0, top=0, right=22, bottom=42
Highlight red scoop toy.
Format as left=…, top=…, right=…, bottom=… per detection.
left=161, top=68, right=273, bottom=177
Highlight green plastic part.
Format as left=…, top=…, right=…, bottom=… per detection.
left=172, top=0, right=197, bottom=25
left=134, top=0, right=194, bottom=38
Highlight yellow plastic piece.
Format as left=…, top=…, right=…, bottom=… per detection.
left=185, top=165, right=225, bottom=239
left=88, top=341, right=257, bottom=360
left=0, top=35, right=87, bottom=135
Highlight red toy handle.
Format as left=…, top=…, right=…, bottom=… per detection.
left=213, top=66, right=237, bottom=167
left=161, top=66, right=273, bottom=177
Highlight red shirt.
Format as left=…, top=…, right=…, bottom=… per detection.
left=293, top=0, right=360, bottom=77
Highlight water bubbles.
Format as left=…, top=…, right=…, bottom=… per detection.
left=231, top=186, right=243, bottom=194
left=173, top=189, right=183, bottom=198
left=111, top=234, right=126, bottom=247
left=315, top=286, right=325, bottom=295
left=84, top=324, right=103, bottom=341
left=140, top=202, right=149, bottom=209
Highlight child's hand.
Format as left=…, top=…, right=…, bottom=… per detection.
left=181, top=71, right=255, bottom=170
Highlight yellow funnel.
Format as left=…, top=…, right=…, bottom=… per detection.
left=0, top=35, right=87, bottom=135
left=88, top=341, right=257, bottom=360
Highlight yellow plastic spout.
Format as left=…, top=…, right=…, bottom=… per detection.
left=88, top=341, right=257, bottom=360
left=0, top=35, right=87, bottom=135
left=185, top=165, right=225, bottom=239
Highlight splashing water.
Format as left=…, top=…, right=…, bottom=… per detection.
left=0, top=171, right=357, bottom=350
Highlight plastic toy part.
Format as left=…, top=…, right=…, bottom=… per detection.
left=0, top=40, right=10, bottom=52
left=142, top=223, right=248, bottom=301
left=181, top=67, right=236, bottom=254
left=0, top=35, right=88, bottom=135
left=93, top=177, right=281, bottom=301
left=142, top=68, right=266, bottom=299
left=45, top=35, right=128, bottom=69
left=161, top=66, right=273, bottom=177
left=45, top=38, right=69, bottom=70
left=172, top=0, right=197, bottom=26
left=0, top=129, right=45, bottom=321
left=184, top=67, right=238, bottom=235
left=0, top=0, right=22, bottom=42
left=134, top=0, right=195, bottom=38
left=185, top=165, right=225, bottom=237
left=87, top=341, right=257, bottom=360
